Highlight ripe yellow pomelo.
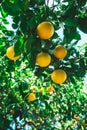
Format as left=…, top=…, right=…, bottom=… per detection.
left=6, top=46, right=20, bottom=60
left=54, top=45, right=67, bottom=59
left=36, top=52, right=51, bottom=67
left=28, top=93, right=36, bottom=102
left=37, top=21, right=54, bottom=39
left=51, top=69, right=67, bottom=84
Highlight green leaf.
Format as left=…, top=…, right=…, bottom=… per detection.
left=63, top=26, right=76, bottom=42
left=78, top=17, right=87, bottom=33
left=84, top=51, right=87, bottom=57
left=5, top=30, right=14, bottom=36
left=79, top=58, right=85, bottom=69
left=63, top=26, right=81, bottom=43
left=2, top=1, right=20, bottom=16
left=52, top=32, right=59, bottom=39
left=9, top=0, right=15, bottom=4
left=19, top=82, right=29, bottom=98
left=12, top=23, right=18, bottom=29
left=36, top=0, right=44, bottom=4
left=1, top=26, right=7, bottom=31
left=24, top=40, right=32, bottom=54
left=27, top=18, right=36, bottom=29
left=2, top=18, right=9, bottom=24
left=13, top=16, right=19, bottom=24
left=0, top=121, right=4, bottom=129
left=62, top=6, right=77, bottom=20
left=20, top=21, right=27, bottom=34
left=74, top=31, right=81, bottom=40
left=14, top=36, right=24, bottom=56
left=64, top=18, right=77, bottom=26
left=77, top=0, right=86, bottom=7
left=1, top=8, right=8, bottom=18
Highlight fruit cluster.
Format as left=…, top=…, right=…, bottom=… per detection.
left=6, top=21, right=67, bottom=84
left=27, top=85, right=56, bottom=102
left=36, top=21, right=67, bottom=84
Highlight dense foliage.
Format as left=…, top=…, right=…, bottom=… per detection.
left=0, top=0, right=87, bottom=129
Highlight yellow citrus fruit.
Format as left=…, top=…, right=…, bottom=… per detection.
left=36, top=52, right=51, bottom=67
left=82, top=120, right=87, bottom=126
left=37, top=21, right=54, bottom=39
left=73, top=115, right=80, bottom=121
left=46, top=86, right=55, bottom=93
left=54, top=45, right=67, bottom=59
left=51, top=69, right=67, bottom=84
left=28, top=93, right=36, bottom=102
left=6, top=46, right=20, bottom=60
left=30, top=86, right=37, bottom=92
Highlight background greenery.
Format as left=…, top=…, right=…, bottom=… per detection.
left=0, top=0, right=87, bottom=129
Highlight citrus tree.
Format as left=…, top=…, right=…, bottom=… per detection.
left=0, top=0, right=87, bottom=129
